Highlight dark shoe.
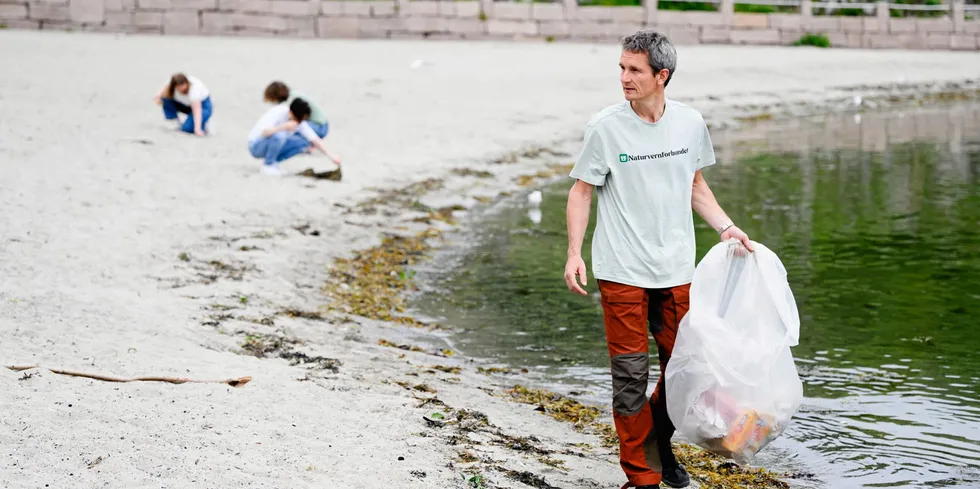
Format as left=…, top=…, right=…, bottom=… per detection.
left=661, top=463, right=691, bottom=488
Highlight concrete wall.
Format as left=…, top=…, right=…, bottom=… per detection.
left=0, top=0, right=977, bottom=50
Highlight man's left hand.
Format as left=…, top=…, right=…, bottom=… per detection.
left=721, top=225, right=754, bottom=253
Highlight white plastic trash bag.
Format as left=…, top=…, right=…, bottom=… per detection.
left=665, top=238, right=803, bottom=465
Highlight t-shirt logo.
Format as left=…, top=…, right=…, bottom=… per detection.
left=619, top=148, right=690, bottom=163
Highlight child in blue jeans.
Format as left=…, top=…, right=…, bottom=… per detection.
left=154, top=73, right=212, bottom=136
left=247, top=98, right=341, bottom=176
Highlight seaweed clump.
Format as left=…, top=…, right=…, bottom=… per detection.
left=674, top=444, right=789, bottom=489
left=477, top=366, right=527, bottom=375
left=323, top=228, right=441, bottom=326
left=514, top=162, right=574, bottom=187
left=352, top=178, right=446, bottom=214
left=239, top=332, right=341, bottom=373
left=506, top=385, right=600, bottom=430
left=507, top=385, right=788, bottom=489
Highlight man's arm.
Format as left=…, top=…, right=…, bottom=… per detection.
left=564, top=179, right=593, bottom=295
left=691, top=170, right=754, bottom=251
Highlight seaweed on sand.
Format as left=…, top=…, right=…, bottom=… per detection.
left=378, top=339, right=424, bottom=352
left=279, top=351, right=342, bottom=372
left=198, top=259, right=255, bottom=282
left=239, top=332, right=341, bottom=373
left=506, top=385, right=601, bottom=430
left=537, top=455, right=568, bottom=471
left=496, top=468, right=562, bottom=489
left=453, top=409, right=492, bottom=431
left=507, top=385, right=788, bottom=489
left=491, top=145, right=571, bottom=165
left=457, top=450, right=480, bottom=463
left=240, top=332, right=296, bottom=357
left=279, top=308, right=327, bottom=321
left=396, top=381, right=437, bottom=393
left=429, top=365, right=462, bottom=375
left=416, top=396, right=449, bottom=410
left=378, top=339, right=454, bottom=357
left=352, top=178, right=446, bottom=214
left=515, top=162, right=576, bottom=187
left=413, top=204, right=467, bottom=225
left=477, top=366, right=527, bottom=375
left=322, top=228, right=442, bottom=326
left=450, top=168, right=494, bottom=178
left=499, top=435, right=549, bottom=454
left=674, top=444, right=789, bottom=489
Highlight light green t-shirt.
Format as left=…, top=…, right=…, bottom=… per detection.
left=288, top=89, right=328, bottom=125
left=569, top=99, right=716, bottom=289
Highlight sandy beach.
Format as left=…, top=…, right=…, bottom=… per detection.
left=2, top=29, right=979, bottom=489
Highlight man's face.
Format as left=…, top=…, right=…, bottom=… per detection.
left=620, top=50, right=667, bottom=101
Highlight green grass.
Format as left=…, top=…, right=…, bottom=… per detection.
left=793, top=32, right=831, bottom=47
left=578, top=0, right=642, bottom=6
left=890, top=0, right=944, bottom=17
left=573, top=0, right=945, bottom=16
left=657, top=0, right=717, bottom=11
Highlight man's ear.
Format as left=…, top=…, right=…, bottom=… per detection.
left=657, top=69, right=671, bottom=86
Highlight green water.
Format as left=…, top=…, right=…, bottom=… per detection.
left=410, top=105, right=980, bottom=488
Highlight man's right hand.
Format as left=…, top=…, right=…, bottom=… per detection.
left=564, top=256, right=589, bottom=296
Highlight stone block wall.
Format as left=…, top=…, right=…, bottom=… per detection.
left=0, top=0, right=977, bottom=50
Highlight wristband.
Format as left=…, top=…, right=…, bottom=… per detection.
left=718, top=222, right=734, bottom=235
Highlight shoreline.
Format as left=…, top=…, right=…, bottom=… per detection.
left=395, top=99, right=980, bottom=488
left=3, top=30, right=980, bottom=489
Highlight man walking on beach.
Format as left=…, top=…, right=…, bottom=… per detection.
left=563, top=30, right=753, bottom=489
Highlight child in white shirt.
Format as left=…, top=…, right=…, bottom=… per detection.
left=154, top=73, right=213, bottom=136
left=247, top=98, right=341, bottom=176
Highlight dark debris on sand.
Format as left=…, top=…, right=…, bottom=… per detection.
left=239, top=332, right=342, bottom=373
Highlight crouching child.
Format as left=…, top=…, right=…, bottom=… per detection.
left=247, top=98, right=341, bottom=176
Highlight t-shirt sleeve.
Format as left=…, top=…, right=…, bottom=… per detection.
left=188, top=81, right=209, bottom=102
left=696, top=121, right=716, bottom=171
left=569, top=124, right=609, bottom=186
left=297, top=121, right=318, bottom=141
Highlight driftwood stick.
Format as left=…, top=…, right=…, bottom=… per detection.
left=6, top=365, right=251, bottom=387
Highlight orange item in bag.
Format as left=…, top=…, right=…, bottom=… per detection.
left=721, top=409, right=774, bottom=457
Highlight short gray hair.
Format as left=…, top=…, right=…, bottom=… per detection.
left=621, top=30, right=678, bottom=87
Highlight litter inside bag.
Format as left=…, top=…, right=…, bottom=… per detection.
left=665, top=239, right=803, bottom=465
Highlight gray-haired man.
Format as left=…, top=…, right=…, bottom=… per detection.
left=564, top=30, right=752, bottom=489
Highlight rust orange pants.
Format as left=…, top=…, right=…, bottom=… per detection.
left=598, top=279, right=691, bottom=488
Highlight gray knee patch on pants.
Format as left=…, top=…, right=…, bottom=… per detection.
left=611, top=353, right=649, bottom=416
